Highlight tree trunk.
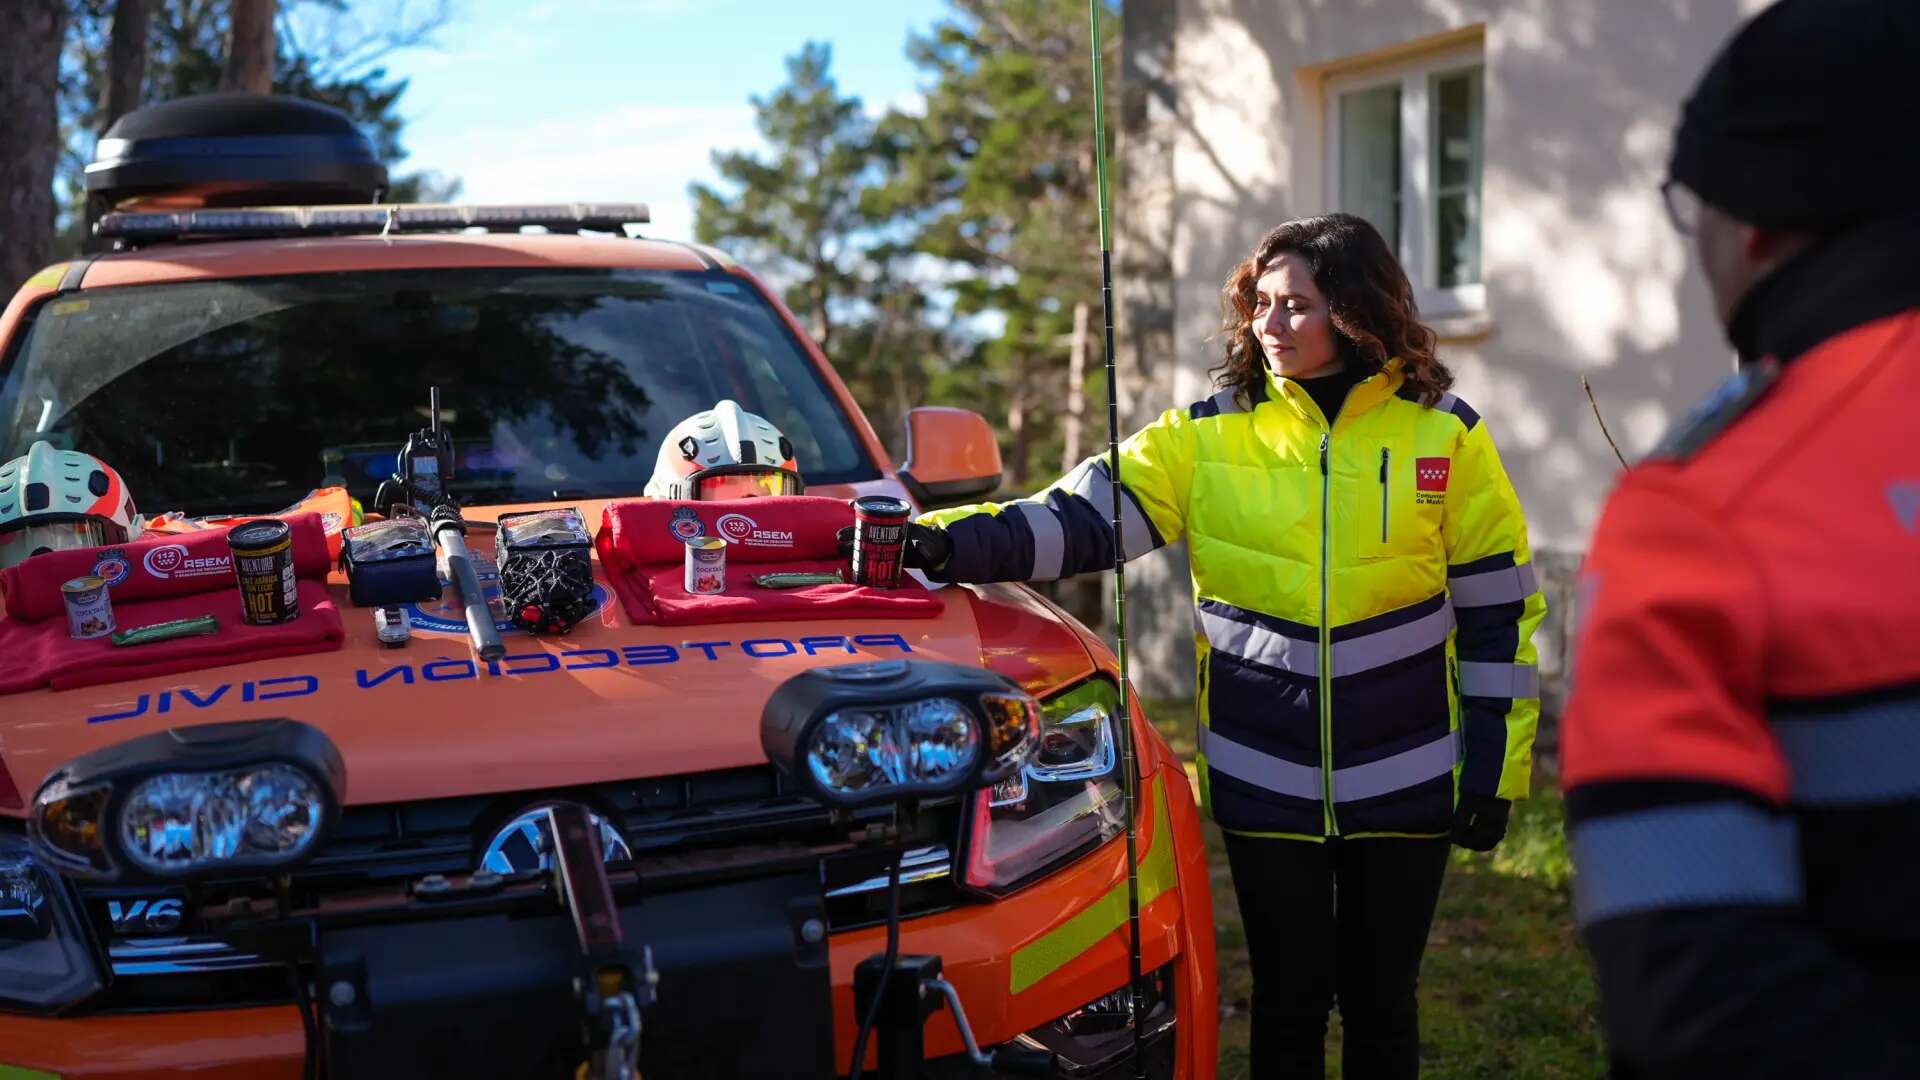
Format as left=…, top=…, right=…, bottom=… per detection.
left=0, top=1, right=70, bottom=293
left=222, top=0, right=277, bottom=94
left=101, top=0, right=153, bottom=133
left=1006, top=372, right=1031, bottom=490
left=1064, top=300, right=1089, bottom=471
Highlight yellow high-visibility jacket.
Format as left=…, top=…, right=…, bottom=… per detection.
left=924, top=359, right=1546, bottom=839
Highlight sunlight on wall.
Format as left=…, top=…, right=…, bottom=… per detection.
left=1486, top=185, right=1686, bottom=368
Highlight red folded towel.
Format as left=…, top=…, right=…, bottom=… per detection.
left=595, top=497, right=942, bottom=626
left=0, top=580, right=345, bottom=696
left=1, top=513, right=332, bottom=623
left=610, top=557, right=942, bottom=626
left=599, top=496, right=854, bottom=565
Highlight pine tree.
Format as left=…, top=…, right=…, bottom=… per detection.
left=874, top=0, right=1117, bottom=488
left=690, top=42, right=937, bottom=458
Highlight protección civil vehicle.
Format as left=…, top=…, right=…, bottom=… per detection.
left=0, top=94, right=1217, bottom=1079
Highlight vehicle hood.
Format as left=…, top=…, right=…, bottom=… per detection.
left=0, top=500, right=1097, bottom=811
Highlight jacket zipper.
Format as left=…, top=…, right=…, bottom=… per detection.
left=1379, top=447, right=1390, bottom=544
left=1318, top=430, right=1337, bottom=835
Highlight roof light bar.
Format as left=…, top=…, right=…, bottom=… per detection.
left=95, top=202, right=652, bottom=242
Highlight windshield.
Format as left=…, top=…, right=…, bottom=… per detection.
left=0, top=267, right=877, bottom=517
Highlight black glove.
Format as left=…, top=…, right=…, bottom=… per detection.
left=903, top=522, right=951, bottom=571
left=834, top=523, right=952, bottom=571
left=1450, top=792, right=1510, bottom=852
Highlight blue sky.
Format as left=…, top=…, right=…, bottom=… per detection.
left=381, top=0, right=950, bottom=240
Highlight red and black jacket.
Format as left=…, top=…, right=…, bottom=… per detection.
left=1562, top=209, right=1920, bottom=1078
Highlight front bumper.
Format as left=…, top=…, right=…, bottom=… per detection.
left=0, top=766, right=1218, bottom=1079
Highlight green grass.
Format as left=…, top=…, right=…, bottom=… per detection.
left=1145, top=699, right=1603, bottom=1078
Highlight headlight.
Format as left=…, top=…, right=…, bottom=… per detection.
left=962, top=677, right=1127, bottom=896
left=29, top=719, right=345, bottom=883
left=0, top=827, right=105, bottom=1013
left=763, top=660, right=1038, bottom=809
left=119, top=765, right=327, bottom=875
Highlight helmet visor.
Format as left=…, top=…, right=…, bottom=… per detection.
left=0, top=520, right=111, bottom=571
left=691, top=466, right=804, bottom=501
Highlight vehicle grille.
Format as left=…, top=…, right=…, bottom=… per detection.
left=81, top=765, right=965, bottom=1013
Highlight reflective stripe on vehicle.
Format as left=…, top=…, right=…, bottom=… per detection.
left=1008, top=774, right=1178, bottom=995
left=1458, top=661, right=1540, bottom=698
left=1447, top=561, right=1538, bottom=608
left=1011, top=501, right=1066, bottom=581
left=1198, top=725, right=1323, bottom=800
left=1569, top=801, right=1802, bottom=927
left=1331, top=730, right=1460, bottom=803
left=1775, top=692, right=1920, bottom=805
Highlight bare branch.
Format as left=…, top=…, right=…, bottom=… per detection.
left=1582, top=376, right=1631, bottom=470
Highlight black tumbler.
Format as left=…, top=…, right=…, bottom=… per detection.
left=850, top=495, right=912, bottom=588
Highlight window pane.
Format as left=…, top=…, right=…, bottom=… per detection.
left=1339, top=84, right=1401, bottom=252
left=1432, top=66, right=1483, bottom=287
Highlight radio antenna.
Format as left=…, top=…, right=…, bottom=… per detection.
left=1085, top=4, right=1147, bottom=1075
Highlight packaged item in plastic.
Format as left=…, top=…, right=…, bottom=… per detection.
left=341, top=517, right=441, bottom=607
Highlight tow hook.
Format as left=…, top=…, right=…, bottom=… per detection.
left=853, top=953, right=1054, bottom=1077
left=548, top=802, right=658, bottom=1080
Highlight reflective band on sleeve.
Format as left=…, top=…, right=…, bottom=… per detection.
left=1198, top=725, right=1324, bottom=800
left=1448, top=562, right=1538, bottom=607
left=1329, top=604, right=1455, bottom=676
left=1458, top=661, right=1539, bottom=698
left=1198, top=607, right=1319, bottom=677
left=1011, top=501, right=1066, bottom=581
left=1569, top=802, right=1802, bottom=927
left=1333, top=730, right=1460, bottom=803
left=1063, top=458, right=1163, bottom=558
left=1775, top=696, right=1920, bottom=805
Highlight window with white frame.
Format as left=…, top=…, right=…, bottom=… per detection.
left=1326, top=45, right=1485, bottom=315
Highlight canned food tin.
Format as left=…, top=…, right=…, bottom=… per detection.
left=62, top=576, right=115, bottom=639
left=850, top=495, right=912, bottom=589
left=685, top=536, right=727, bottom=595
left=228, top=519, right=300, bottom=625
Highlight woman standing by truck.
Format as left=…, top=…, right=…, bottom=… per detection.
left=906, top=213, right=1546, bottom=1078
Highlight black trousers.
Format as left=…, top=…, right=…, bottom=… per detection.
left=1223, top=832, right=1452, bottom=1079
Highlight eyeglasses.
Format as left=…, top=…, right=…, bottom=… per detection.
left=1660, top=178, right=1701, bottom=236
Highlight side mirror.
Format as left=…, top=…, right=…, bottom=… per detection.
left=896, top=407, right=1002, bottom=509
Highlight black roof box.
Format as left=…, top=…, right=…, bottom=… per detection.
left=86, top=93, right=388, bottom=222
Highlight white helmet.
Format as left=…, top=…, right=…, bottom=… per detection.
left=644, top=401, right=803, bottom=501
left=0, top=441, right=143, bottom=570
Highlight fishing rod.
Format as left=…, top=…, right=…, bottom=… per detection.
left=1085, top=3, right=1147, bottom=1077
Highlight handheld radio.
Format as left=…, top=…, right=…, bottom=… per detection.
left=370, top=386, right=505, bottom=661
left=377, top=387, right=455, bottom=514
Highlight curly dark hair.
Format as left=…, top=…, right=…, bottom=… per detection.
left=1213, top=213, right=1453, bottom=406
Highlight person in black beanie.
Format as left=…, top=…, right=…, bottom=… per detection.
left=1560, top=0, right=1920, bottom=1076
left=1662, top=0, right=1920, bottom=358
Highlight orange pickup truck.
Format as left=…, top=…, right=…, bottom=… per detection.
left=0, top=94, right=1216, bottom=1079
